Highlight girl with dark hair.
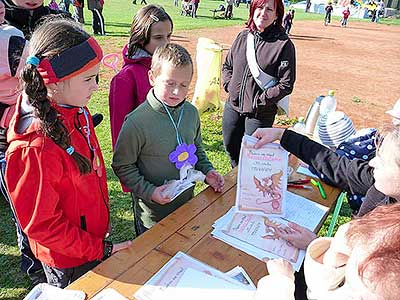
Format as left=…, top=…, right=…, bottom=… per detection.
left=109, top=4, right=173, bottom=151
left=222, top=0, right=296, bottom=167
left=5, top=17, right=132, bottom=288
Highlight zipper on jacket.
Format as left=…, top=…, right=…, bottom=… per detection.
left=80, top=216, right=87, bottom=231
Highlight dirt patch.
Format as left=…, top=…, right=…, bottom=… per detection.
left=101, top=19, right=400, bottom=129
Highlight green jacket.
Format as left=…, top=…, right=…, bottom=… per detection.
left=112, top=90, right=214, bottom=228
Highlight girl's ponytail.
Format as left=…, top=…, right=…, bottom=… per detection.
left=22, top=25, right=93, bottom=175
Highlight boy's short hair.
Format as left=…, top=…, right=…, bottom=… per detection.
left=151, top=43, right=193, bottom=77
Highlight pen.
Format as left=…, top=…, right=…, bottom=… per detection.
left=310, top=179, right=327, bottom=199
left=287, top=184, right=313, bottom=190
left=288, top=179, right=311, bottom=184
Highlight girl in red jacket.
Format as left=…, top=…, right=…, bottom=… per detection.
left=108, top=5, right=173, bottom=150
left=5, top=16, right=132, bottom=288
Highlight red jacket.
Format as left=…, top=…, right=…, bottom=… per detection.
left=342, top=9, right=350, bottom=18
left=6, top=96, right=109, bottom=268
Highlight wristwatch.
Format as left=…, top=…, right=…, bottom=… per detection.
left=102, top=240, right=113, bottom=261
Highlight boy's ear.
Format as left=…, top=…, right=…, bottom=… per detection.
left=148, top=69, right=155, bottom=87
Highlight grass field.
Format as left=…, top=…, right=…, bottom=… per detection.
left=1, top=0, right=396, bottom=298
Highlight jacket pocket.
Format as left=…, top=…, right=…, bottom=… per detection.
left=80, top=216, right=87, bottom=231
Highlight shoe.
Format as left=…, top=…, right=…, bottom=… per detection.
left=92, top=113, right=104, bottom=127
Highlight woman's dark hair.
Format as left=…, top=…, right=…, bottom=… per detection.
left=22, top=16, right=92, bottom=174
left=246, top=0, right=284, bottom=32
left=127, top=4, right=173, bottom=57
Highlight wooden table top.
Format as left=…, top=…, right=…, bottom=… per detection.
left=67, top=162, right=341, bottom=299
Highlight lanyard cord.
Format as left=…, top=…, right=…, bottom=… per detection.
left=161, top=101, right=185, bottom=145
left=82, top=108, right=97, bottom=152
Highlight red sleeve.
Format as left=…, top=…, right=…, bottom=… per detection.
left=7, top=148, right=104, bottom=262
left=109, top=73, right=136, bottom=149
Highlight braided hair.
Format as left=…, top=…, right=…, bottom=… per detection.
left=22, top=16, right=92, bottom=174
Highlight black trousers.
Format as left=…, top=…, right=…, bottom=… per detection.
left=222, top=102, right=276, bottom=167
left=42, top=260, right=100, bottom=288
left=91, top=8, right=105, bottom=35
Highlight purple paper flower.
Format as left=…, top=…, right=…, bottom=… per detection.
left=169, top=143, right=198, bottom=169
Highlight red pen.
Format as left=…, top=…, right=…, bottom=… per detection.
left=288, top=179, right=311, bottom=184
left=287, top=184, right=313, bottom=190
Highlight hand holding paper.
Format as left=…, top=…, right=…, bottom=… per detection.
left=152, top=184, right=172, bottom=204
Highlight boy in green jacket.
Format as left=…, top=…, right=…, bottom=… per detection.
left=112, top=43, right=224, bottom=235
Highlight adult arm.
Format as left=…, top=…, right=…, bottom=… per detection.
left=257, top=40, right=296, bottom=105
left=109, top=74, right=136, bottom=149
left=253, top=128, right=374, bottom=195
left=112, top=117, right=156, bottom=203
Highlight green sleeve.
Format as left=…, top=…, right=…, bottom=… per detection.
left=112, top=117, right=156, bottom=202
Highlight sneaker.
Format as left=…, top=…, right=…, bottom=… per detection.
left=92, top=113, right=103, bottom=127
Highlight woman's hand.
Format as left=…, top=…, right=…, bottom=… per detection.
left=323, top=223, right=351, bottom=267
left=252, top=128, right=285, bottom=149
left=205, top=170, right=225, bottom=192
left=276, top=222, right=317, bottom=250
left=112, top=240, right=133, bottom=255
left=265, top=258, right=294, bottom=280
left=151, top=185, right=172, bottom=205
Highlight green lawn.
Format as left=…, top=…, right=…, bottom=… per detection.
left=4, top=0, right=397, bottom=297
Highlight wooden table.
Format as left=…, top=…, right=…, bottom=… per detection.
left=67, top=162, right=341, bottom=299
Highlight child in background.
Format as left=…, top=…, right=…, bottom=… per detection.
left=324, top=2, right=333, bottom=26
left=283, top=9, right=295, bottom=35
left=112, top=43, right=224, bottom=236
left=341, top=6, right=350, bottom=27
left=3, top=0, right=62, bottom=39
left=5, top=17, right=132, bottom=288
left=109, top=4, right=173, bottom=150
left=88, top=0, right=105, bottom=35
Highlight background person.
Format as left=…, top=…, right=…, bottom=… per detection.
left=109, top=5, right=173, bottom=151
left=221, top=0, right=296, bottom=167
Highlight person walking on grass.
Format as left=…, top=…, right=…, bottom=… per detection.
left=341, top=6, right=350, bottom=27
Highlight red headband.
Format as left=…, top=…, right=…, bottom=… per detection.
left=37, top=37, right=103, bottom=84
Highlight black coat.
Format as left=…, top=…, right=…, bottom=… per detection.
left=4, top=0, right=66, bottom=40
left=281, top=129, right=394, bottom=216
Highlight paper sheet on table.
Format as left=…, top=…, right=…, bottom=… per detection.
left=92, top=288, right=127, bottom=300
left=225, top=266, right=256, bottom=289
left=281, top=191, right=329, bottom=231
left=212, top=209, right=306, bottom=271
left=212, top=191, right=327, bottom=271
left=134, top=252, right=254, bottom=300
left=24, top=284, right=85, bottom=300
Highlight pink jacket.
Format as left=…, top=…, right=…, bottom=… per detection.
left=109, top=45, right=152, bottom=149
left=0, top=25, right=28, bottom=128
left=109, top=45, right=152, bottom=192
